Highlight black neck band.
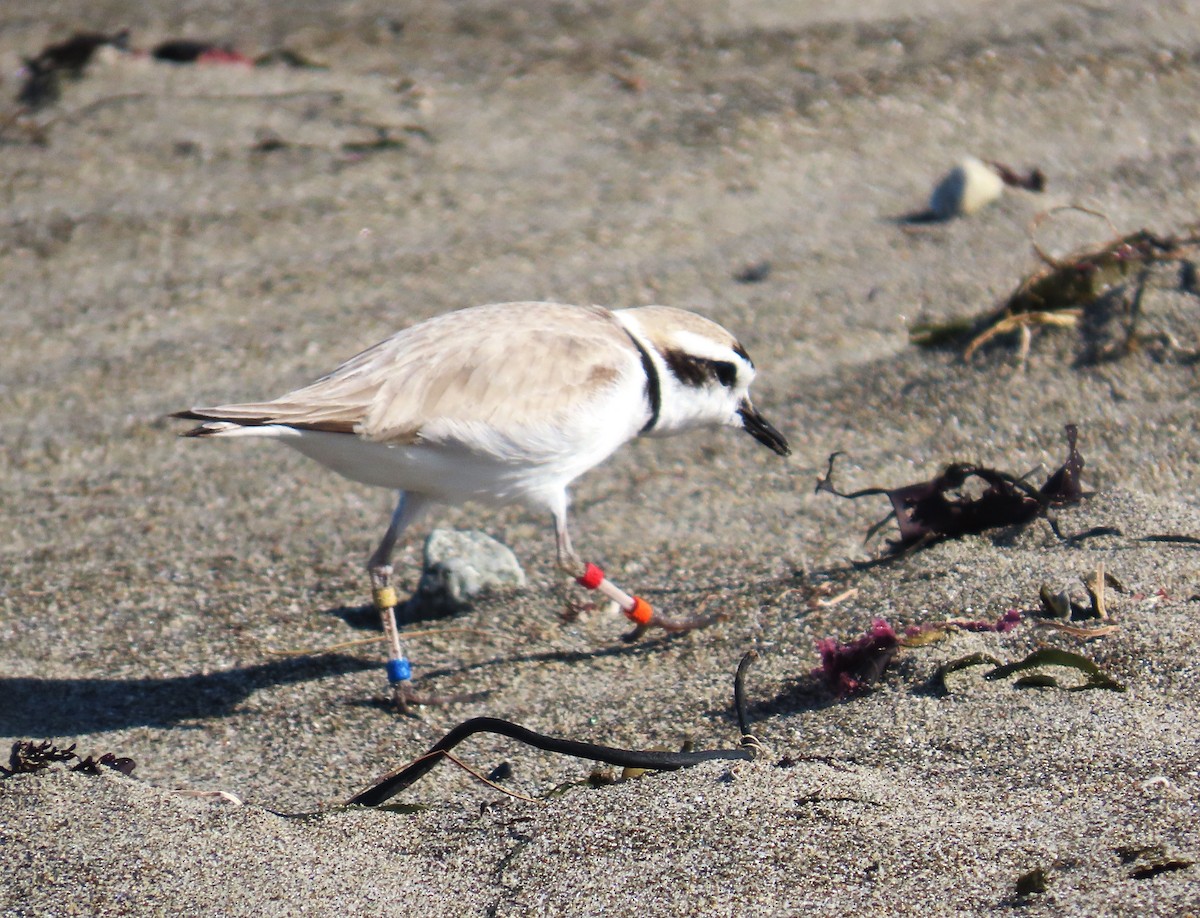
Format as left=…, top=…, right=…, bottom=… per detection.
left=626, top=332, right=662, bottom=434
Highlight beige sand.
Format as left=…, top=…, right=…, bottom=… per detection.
left=2, top=1, right=1198, bottom=914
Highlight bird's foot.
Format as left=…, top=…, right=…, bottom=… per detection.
left=621, top=608, right=729, bottom=643
left=559, top=596, right=601, bottom=623
left=574, top=562, right=729, bottom=641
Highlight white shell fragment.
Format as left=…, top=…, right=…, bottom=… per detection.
left=928, top=156, right=1004, bottom=219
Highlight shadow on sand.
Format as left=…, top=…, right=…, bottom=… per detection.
left=0, top=654, right=378, bottom=736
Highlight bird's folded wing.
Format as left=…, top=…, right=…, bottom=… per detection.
left=180, top=303, right=640, bottom=444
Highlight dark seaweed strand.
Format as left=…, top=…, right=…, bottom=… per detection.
left=734, top=650, right=760, bottom=741
left=348, top=716, right=755, bottom=807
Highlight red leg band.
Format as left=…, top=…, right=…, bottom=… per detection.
left=577, top=562, right=605, bottom=590
left=625, top=596, right=653, bottom=626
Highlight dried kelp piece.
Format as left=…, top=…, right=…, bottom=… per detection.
left=817, top=426, right=1105, bottom=556
left=349, top=654, right=762, bottom=805
left=815, top=619, right=899, bottom=698
left=936, top=647, right=1125, bottom=693
left=984, top=647, right=1126, bottom=692
left=824, top=612, right=1025, bottom=697
left=30, top=30, right=129, bottom=75
left=1084, top=562, right=1110, bottom=619
left=348, top=717, right=757, bottom=806
left=820, top=610, right=1027, bottom=696
left=73, top=752, right=136, bottom=776
left=2, top=740, right=77, bottom=775
left=988, top=162, right=1046, bottom=193
left=16, top=29, right=130, bottom=109
left=965, top=609, right=1024, bottom=633
left=1035, top=620, right=1120, bottom=640
left=911, top=213, right=1200, bottom=360
left=1, top=740, right=135, bottom=778
left=1040, top=424, right=1084, bottom=502
left=1013, top=673, right=1060, bottom=688
left=819, top=458, right=1041, bottom=549
left=151, top=40, right=252, bottom=66
left=1140, top=533, right=1200, bottom=547
left=1117, top=843, right=1168, bottom=863
left=252, top=48, right=329, bottom=69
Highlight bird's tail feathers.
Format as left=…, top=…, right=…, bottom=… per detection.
left=177, top=419, right=281, bottom=439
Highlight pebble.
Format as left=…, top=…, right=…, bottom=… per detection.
left=406, top=529, right=526, bottom=616
left=928, top=155, right=1004, bottom=219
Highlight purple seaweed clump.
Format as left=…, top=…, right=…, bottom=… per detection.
left=816, top=618, right=899, bottom=698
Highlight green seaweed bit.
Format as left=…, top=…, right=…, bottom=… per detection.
left=1072, top=675, right=1125, bottom=692
left=544, top=773, right=616, bottom=797
left=1015, top=867, right=1049, bottom=896
left=913, top=229, right=1187, bottom=351
left=933, top=652, right=1004, bottom=690
left=543, top=780, right=583, bottom=798
left=1014, top=673, right=1060, bottom=689
left=1008, top=262, right=1105, bottom=314
left=941, top=652, right=1004, bottom=675
left=342, top=136, right=406, bottom=153
left=984, top=647, right=1126, bottom=692
left=1009, top=231, right=1163, bottom=315
left=909, top=316, right=977, bottom=348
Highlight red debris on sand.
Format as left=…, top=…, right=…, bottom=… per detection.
left=151, top=39, right=253, bottom=67
left=816, top=610, right=1023, bottom=698
left=815, top=619, right=899, bottom=698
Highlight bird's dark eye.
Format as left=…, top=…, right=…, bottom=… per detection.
left=714, top=361, right=737, bottom=388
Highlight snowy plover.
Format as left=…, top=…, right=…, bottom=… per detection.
left=175, top=301, right=789, bottom=704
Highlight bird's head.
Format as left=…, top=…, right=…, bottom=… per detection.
left=615, top=306, right=790, bottom=457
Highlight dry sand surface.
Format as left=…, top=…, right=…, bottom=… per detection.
left=2, top=1, right=1199, bottom=914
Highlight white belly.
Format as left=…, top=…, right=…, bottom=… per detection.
left=238, top=420, right=636, bottom=511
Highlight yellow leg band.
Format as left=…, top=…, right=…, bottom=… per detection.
left=373, top=586, right=399, bottom=610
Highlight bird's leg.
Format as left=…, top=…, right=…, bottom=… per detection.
left=553, top=510, right=727, bottom=638
left=554, top=510, right=654, bottom=633
left=367, top=493, right=431, bottom=712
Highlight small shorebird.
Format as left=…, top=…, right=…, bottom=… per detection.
left=175, top=301, right=789, bottom=705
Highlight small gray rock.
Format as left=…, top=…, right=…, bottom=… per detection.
left=406, top=529, right=526, bottom=616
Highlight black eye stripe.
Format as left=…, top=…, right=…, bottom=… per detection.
left=662, top=349, right=740, bottom=388
left=714, top=361, right=737, bottom=387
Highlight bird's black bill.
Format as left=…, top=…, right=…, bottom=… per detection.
left=738, top=402, right=790, bottom=456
